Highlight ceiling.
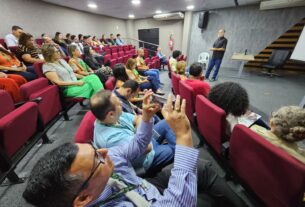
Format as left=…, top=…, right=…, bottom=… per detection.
left=42, top=0, right=261, bottom=19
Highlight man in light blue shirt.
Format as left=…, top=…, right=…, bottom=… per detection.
left=23, top=93, right=246, bottom=207
left=91, top=90, right=175, bottom=174
left=115, top=34, right=124, bottom=45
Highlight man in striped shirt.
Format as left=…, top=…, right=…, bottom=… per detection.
left=23, top=92, right=246, bottom=207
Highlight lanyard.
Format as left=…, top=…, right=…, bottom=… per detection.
left=92, top=173, right=138, bottom=207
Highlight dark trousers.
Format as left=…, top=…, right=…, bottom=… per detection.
left=6, top=66, right=37, bottom=81
left=146, top=160, right=247, bottom=207
left=205, top=58, right=223, bottom=80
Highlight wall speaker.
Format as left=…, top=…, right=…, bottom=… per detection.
left=198, top=11, right=209, bottom=29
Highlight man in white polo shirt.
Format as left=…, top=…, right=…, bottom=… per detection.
left=5, top=25, right=24, bottom=47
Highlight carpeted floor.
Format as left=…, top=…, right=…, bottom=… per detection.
left=0, top=68, right=304, bottom=207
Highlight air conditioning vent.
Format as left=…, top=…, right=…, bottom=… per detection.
left=153, top=12, right=184, bottom=21
left=260, top=0, right=305, bottom=10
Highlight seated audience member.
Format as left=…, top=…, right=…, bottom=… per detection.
left=0, top=44, right=37, bottom=81
left=175, top=60, right=187, bottom=80
left=42, top=34, right=66, bottom=58
left=91, top=90, right=176, bottom=174
left=0, top=72, right=27, bottom=102
left=41, top=44, right=103, bottom=98
left=108, top=33, right=116, bottom=45
left=157, top=47, right=168, bottom=65
left=126, top=58, right=163, bottom=95
left=251, top=106, right=305, bottom=164
left=83, top=46, right=112, bottom=76
left=169, top=50, right=181, bottom=72
left=23, top=93, right=246, bottom=207
left=184, top=62, right=210, bottom=97
left=78, top=34, right=84, bottom=43
left=70, top=35, right=84, bottom=54
left=113, top=63, right=129, bottom=88
left=208, top=82, right=269, bottom=136
left=53, top=32, right=68, bottom=55
left=92, top=36, right=102, bottom=47
left=136, top=48, right=161, bottom=83
left=113, top=80, right=161, bottom=122
left=100, top=34, right=109, bottom=46
left=115, top=34, right=124, bottom=45
left=68, top=45, right=108, bottom=84
left=83, top=36, right=104, bottom=65
left=5, top=25, right=23, bottom=47
left=16, top=33, right=44, bottom=66
left=64, top=33, right=72, bottom=44
left=113, top=80, right=143, bottom=114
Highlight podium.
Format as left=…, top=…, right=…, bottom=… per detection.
left=231, top=53, right=255, bottom=78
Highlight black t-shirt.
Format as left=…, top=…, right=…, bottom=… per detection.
left=212, top=37, right=228, bottom=59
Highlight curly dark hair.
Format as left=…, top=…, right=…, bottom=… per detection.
left=208, top=82, right=249, bottom=116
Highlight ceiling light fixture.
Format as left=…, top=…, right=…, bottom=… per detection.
left=131, top=0, right=141, bottom=5
left=88, top=3, right=97, bottom=9
left=129, top=14, right=135, bottom=18
left=186, top=5, right=195, bottom=10
left=155, top=10, right=162, bottom=14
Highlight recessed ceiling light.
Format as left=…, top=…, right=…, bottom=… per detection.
left=88, top=3, right=97, bottom=9
left=155, top=10, right=162, bottom=14
left=129, top=14, right=135, bottom=18
left=131, top=0, right=141, bottom=5
left=186, top=5, right=195, bottom=10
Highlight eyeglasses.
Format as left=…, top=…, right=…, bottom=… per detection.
left=74, top=143, right=105, bottom=198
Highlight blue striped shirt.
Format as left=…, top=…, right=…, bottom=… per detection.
left=87, top=119, right=199, bottom=207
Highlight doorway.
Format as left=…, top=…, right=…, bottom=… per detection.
left=138, top=28, right=159, bottom=56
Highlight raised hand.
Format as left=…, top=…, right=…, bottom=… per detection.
left=162, top=95, right=192, bottom=147
left=142, top=90, right=160, bottom=122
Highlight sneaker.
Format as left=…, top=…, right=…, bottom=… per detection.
left=209, top=78, right=216, bottom=82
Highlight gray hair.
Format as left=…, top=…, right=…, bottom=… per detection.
left=270, top=106, right=305, bottom=142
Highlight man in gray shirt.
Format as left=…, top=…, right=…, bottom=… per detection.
left=205, top=28, right=228, bottom=81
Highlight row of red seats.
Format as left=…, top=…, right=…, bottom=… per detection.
left=0, top=77, right=64, bottom=184
left=171, top=72, right=305, bottom=207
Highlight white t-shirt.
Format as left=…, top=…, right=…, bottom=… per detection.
left=5, top=34, right=18, bottom=47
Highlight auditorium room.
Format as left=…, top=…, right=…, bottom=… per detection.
left=0, top=0, right=305, bottom=206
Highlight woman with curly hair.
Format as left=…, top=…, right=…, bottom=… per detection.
left=251, top=106, right=305, bottom=164
left=208, top=82, right=268, bottom=135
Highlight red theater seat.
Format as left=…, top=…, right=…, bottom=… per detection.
left=20, top=78, right=62, bottom=126
left=230, top=125, right=305, bottom=207
left=8, top=46, right=18, bottom=55
left=74, top=111, right=96, bottom=143
left=105, top=77, right=115, bottom=90
left=104, top=54, right=116, bottom=68
left=179, top=81, right=196, bottom=125
left=195, top=95, right=227, bottom=156
left=171, top=72, right=181, bottom=95
left=0, top=39, right=7, bottom=49
left=35, top=38, right=43, bottom=46
left=0, top=90, right=38, bottom=157
left=33, top=62, right=44, bottom=78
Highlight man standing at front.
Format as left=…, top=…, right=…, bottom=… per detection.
left=205, top=28, right=228, bottom=81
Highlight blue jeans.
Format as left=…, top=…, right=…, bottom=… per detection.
left=7, top=66, right=37, bottom=81
left=205, top=58, right=223, bottom=80
left=148, top=120, right=176, bottom=173
left=144, top=69, right=160, bottom=84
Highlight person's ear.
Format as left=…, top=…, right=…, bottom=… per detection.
left=73, top=194, right=93, bottom=207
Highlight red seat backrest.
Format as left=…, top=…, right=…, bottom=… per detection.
left=118, top=51, right=124, bottom=57
left=0, top=39, right=7, bottom=49
left=104, top=54, right=111, bottom=63
left=195, top=95, right=227, bottom=155
left=230, top=125, right=305, bottom=207
left=105, top=76, right=116, bottom=90
left=171, top=72, right=181, bottom=95
left=74, top=111, right=96, bottom=143
left=112, top=53, right=118, bottom=59
left=33, top=62, right=44, bottom=78
left=0, top=90, right=15, bottom=118
left=8, top=46, right=18, bottom=55
left=35, top=38, right=44, bottom=46
left=179, top=81, right=195, bottom=125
